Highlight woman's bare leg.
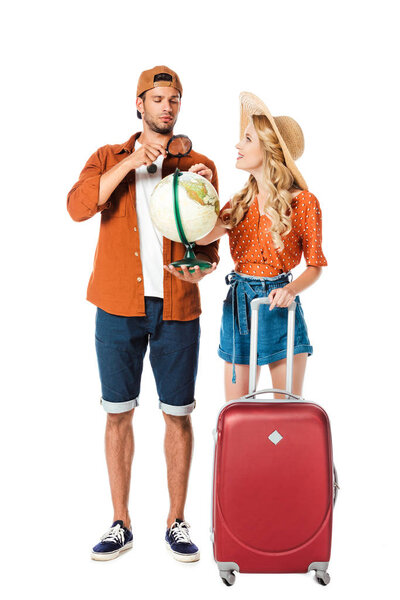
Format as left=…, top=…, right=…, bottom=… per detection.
left=268, top=352, right=308, bottom=398
left=224, top=362, right=261, bottom=402
left=224, top=353, right=308, bottom=402
left=224, top=352, right=308, bottom=402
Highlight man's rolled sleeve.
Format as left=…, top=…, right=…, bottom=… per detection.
left=67, top=149, right=110, bottom=222
left=195, top=239, right=220, bottom=265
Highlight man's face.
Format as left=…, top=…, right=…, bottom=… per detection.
left=137, top=87, right=181, bottom=134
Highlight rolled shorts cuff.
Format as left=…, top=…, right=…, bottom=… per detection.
left=100, top=396, right=139, bottom=414
left=158, top=399, right=196, bottom=416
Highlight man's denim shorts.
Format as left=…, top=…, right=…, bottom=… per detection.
left=95, top=297, right=200, bottom=415
left=218, top=271, right=313, bottom=382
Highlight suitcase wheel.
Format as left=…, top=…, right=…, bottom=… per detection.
left=220, top=571, right=236, bottom=586
left=315, top=570, right=331, bottom=586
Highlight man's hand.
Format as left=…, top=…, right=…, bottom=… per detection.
left=268, top=285, right=296, bottom=310
left=163, top=262, right=217, bottom=283
left=126, top=143, right=167, bottom=169
left=188, top=163, right=213, bottom=182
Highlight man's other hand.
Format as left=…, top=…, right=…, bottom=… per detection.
left=163, top=262, right=217, bottom=283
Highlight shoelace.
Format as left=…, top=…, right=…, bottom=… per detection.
left=170, top=521, right=192, bottom=544
left=100, top=523, right=125, bottom=545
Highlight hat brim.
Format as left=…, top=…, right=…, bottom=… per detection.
left=239, top=91, right=307, bottom=191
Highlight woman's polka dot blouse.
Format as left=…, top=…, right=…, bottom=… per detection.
left=221, top=190, right=328, bottom=276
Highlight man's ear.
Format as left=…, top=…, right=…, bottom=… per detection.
left=136, top=96, right=144, bottom=119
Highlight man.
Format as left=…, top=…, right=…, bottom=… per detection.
left=67, top=66, right=219, bottom=562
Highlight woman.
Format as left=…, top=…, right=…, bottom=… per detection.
left=195, top=92, right=328, bottom=401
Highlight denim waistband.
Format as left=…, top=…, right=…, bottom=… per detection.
left=229, top=271, right=293, bottom=282
left=225, top=270, right=293, bottom=383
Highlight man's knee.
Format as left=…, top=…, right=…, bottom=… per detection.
left=163, top=412, right=192, bottom=429
left=106, top=408, right=135, bottom=427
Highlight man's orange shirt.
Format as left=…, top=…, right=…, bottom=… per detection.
left=67, top=132, right=220, bottom=319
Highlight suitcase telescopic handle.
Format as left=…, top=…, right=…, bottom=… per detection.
left=249, top=297, right=296, bottom=398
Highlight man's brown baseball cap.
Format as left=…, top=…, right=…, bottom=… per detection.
left=136, top=65, right=183, bottom=98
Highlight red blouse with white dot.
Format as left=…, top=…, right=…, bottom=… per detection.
left=221, top=190, right=328, bottom=276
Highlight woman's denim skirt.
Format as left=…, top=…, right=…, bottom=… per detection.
left=218, top=271, right=313, bottom=382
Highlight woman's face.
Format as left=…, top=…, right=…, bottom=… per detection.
left=235, top=121, right=263, bottom=172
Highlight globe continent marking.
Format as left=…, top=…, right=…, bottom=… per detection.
left=150, top=172, right=219, bottom=243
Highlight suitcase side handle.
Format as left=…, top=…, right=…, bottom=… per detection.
left=249, top=297, right=296, bottom=397
left=242, top=388, right=305, bottom=402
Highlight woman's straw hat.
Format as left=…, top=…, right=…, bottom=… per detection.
left=239, top=91, right=307, bottom=190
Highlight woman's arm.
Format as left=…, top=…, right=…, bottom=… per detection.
left=268, top=266, right=323, bottom=310
left=286, top=265, right=323, bottom=295
left=195, top=216, right=229, bottom=245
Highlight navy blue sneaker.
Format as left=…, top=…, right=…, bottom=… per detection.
left=165, top=519, right=200, bottom=562
left=91, top=520, right=133, bottom=561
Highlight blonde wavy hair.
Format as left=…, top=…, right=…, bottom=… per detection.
left=221, top=114, right=301, bottom=251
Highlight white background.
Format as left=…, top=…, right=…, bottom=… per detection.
left=1, top=0, right=399, bottom=597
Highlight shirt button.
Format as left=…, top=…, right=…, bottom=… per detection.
left=134, top=251, right=139, bottom=257
left=133, top=226, right=137, bottom=231
left=137, top=277, right=142, bottom=282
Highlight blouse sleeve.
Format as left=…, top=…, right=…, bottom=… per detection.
left=301, top=193, right=328, bottom=267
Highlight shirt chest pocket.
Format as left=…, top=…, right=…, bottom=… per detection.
left=104, top=180, right=129, bottom=218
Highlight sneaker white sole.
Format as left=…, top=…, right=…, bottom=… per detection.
left=91, top=541, right=133, bottom=561
left=165, top=542, right=200, bottom=562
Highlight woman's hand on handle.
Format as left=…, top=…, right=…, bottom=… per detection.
left=268, top=286, right=296, bottom=310
left=268, top=266, right=323, bottom=309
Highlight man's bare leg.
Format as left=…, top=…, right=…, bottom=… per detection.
left=105, top=408, right=135, bottom=530
left=163, top=413, right=193, bottom=529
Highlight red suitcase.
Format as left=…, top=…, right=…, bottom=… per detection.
left=211, top=297, right=338, bottom=586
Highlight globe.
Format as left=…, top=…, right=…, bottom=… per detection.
left=149, top=170, right=220, bottom=243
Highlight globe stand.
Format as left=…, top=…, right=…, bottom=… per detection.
left=170, top=168, right=212, bottom=273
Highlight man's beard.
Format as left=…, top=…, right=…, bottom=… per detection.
left=143, top=112, right=176, bottom=134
